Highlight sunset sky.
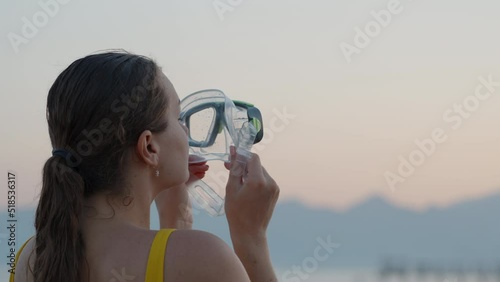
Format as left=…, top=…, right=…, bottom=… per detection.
left=2, top=0, right=500, bottom=212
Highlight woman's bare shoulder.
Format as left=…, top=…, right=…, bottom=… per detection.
left=165, top=229, right=250, bottom=282
left=12, top=230, right=251, bottom=282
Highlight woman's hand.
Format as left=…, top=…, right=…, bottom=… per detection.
left=224, top=146, right=279, bottom=240
left=155, top=155, right=209, bottom=229
left=224, top=146, right=279, bottom=282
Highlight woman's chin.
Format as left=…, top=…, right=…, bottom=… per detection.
left=183, top=169, right=190, bottom=184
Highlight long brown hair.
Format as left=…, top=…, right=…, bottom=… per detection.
left=32, top=51, right=169, bottom=282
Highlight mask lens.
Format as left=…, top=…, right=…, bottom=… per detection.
left=187, top=107, right=217, bottom=147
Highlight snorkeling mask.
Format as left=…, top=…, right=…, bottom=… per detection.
left=179, top=89, right=264, bottom=216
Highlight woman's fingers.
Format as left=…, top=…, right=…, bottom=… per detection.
left=244, top=154, right=265, bottom=186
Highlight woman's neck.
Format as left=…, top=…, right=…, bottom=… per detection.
left=82, top=190, right=153, bottom=230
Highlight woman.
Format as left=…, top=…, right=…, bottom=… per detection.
left=11, top=51, right=280, bottom=282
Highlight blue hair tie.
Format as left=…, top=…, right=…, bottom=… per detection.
left=52, top=148, right=70, bottom=159
left=52, top=148, right=80, bottom=172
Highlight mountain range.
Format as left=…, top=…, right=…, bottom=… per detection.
left=2, top=193, right=499, bottom=271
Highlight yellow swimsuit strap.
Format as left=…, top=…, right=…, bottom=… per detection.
left=145, top=229, right=176, bottom=282
left=9, top=236, right=34, bottom=282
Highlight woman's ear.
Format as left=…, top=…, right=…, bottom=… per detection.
left=136, top=130, right=160, bottom=167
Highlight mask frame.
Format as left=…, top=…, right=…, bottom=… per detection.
left=180, top=89, right=264, bottom=149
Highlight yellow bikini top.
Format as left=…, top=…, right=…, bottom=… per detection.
left=9, top=229, right=175, bottom=282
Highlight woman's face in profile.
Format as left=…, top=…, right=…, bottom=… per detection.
left=155, top=72, right=190, bottom=187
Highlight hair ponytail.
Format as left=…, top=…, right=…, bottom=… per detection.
left=33, top=155, right=87, bottom=282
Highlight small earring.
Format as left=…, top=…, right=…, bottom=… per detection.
left=155, top=169, right=160, bottom=177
